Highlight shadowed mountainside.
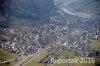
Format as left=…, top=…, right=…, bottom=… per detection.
left=0, top=0, right=58, bottom=20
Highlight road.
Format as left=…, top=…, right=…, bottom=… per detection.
left=0, top=59, right=15, bottom=64
left=13, top=49, right=43, bottom=66
left=55, top=0, right=86, bottom=18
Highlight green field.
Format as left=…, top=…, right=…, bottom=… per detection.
left=25, top=50, right=74, bottom=66
left=91, top=40, right=100, bottom=48
left=24, top=49, right=100, bottom=66
left=0, top=48, right=18, bottom=66
left=25, top=50, right=48, bottom=66
left=95, top=58, right=100, bottom=66
left=0, top=60, right=17, bottom=66
left=0, top=48, right=18, bottom=60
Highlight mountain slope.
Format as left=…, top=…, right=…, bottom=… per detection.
left=0, top=0, right=58, bottom=20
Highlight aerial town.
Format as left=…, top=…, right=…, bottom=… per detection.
left=0, top=0, right=100, bottom=66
